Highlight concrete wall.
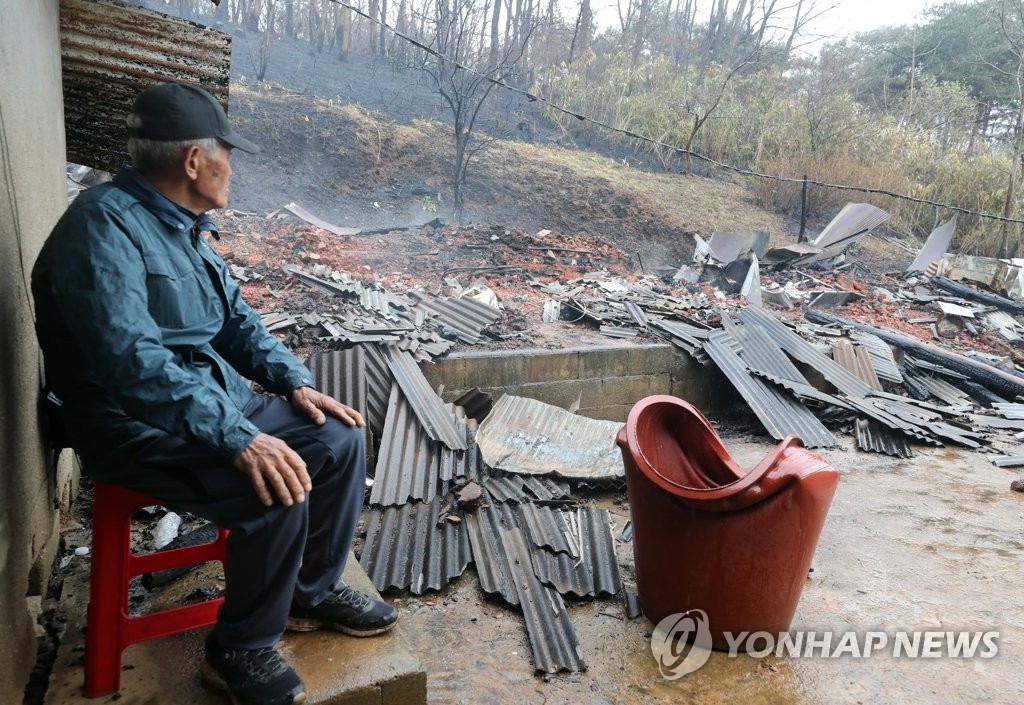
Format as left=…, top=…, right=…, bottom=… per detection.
left=420, top=343, right=743, bottom=421
left=0, top=1, right=70, bottom=703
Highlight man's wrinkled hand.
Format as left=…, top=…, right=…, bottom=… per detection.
left=233, top=432, right=312, bottom=507
left=290, top=386, right=366, bottom=428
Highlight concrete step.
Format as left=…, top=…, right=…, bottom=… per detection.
left=44, top=553, right=425, bottom=705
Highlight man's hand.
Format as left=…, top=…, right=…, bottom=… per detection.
left=290, top=386, right=366, bottom=428
left=233, top=433, right=312, bottom=507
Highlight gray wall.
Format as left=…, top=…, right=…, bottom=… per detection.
left=0, top=0, right=70, bottom=702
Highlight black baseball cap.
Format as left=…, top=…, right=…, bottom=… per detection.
left=126, top=82, right=260, bottom=153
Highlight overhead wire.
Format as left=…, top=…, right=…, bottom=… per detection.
left=326, top=0, right=1024, bottom=228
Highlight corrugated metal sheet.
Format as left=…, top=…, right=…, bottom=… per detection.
left=363, top=344, right=393, bottom=436
left=483, top=476, right=571, bottom=503
left=483, top=476, right=527, bottom=503
left=906, top=373, right=972, bottom=406
left=850, top=331, right=903, bottom=383
left=737, top=308, right=872, bottom=399
left=648, top=318, right=711, bottom=364
left=995, top=403, right=1024, bottom=420
left=518, top=504, right=577, bottom=556
left=498, top=526, right=587, bottom=673
left=523, top=477, right=570, bottom=501
left=306, top=348, right=367, bottom=416
left=359, top=496, right=471, bottom=594
left=527, top=507, right=621, bottom=599
left=369, top=383, right=439, bottom=506
left=60, top=0, right=232, bottom=173
left=855, top=418, right=912, bottom=458
left=721, top=316, right=806, bottom=383
left=907, top=215, right=957, bottom=273
left=832, top=340, right=883, bottom=392
left=624, top=302, right=648, bottom=328
left=408, top=291, right=502, bottom=344
left=385, top=346, right=467, bottom=450
left=812, top=203, right=890, bottom=248
left=477, top=395, right=624, bottom=480
left=465, top=503, right=520, bottom=606
left=703, top=334, right=838, bottom=448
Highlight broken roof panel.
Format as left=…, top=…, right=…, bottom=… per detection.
left=812, top=203, right=890, bottom=249
left=527, top=507, right=622, bottom=599
left=707, top=231, right=770, bottom=263
left=721, top=315, right=806, bottom=384
left=465, top=503, right=521, bottom=606
left=855, top=418, right=912, bottom=458
left=408, top=290, right=502, bottom=344
left=282, top=202, right=362, bottom=237
left=703, top=332, right=838, bottom=448
left=305, top=347, right=368, bottom=418
left=738, top=307, right=873, bottom=399
left=384, top=346, right=467, bottom=450
left=477, top=395, right=625, bottom=480
left=369, top=383, right=441, bottom=506
left=832, top=340, right=883, bottom=392
left=498, top=526, right=588, bottom=674
left=850, top=331, right=903, bottom=384
left=907, top=215, right=958, bottom=273
left=359, top=496, right=471, bottom=594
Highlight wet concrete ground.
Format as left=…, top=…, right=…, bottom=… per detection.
left=398, top=439, right=1024, bottom=705
left=35, top=437, right=1023, bottom=705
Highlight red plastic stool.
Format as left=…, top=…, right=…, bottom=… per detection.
left=84, top=481, right=229, bottom=697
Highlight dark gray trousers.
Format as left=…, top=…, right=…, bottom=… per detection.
left=90, top=394, right=366, bottom=649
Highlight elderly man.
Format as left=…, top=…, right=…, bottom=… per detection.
left=31, top=82, right=396, bottom=705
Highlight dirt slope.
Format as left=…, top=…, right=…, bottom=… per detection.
left=227, top=83, right=790, bottom=270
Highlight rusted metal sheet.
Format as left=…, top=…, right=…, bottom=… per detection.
left=832, top=340, right=883, bottom=392
left=359, top=496, right=471, bottom=594
left=850, top=331, right=903, bottom=384
left=60, top=0, right=232, bottom=172
left=476, top=395, right=624, bottom=480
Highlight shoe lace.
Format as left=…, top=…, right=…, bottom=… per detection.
left=333, top=583, right=373, bottom=610
left=246, top=647, right=289, bottom=679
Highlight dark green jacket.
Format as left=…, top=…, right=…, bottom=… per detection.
left=31, top=167, right=313, bottom=463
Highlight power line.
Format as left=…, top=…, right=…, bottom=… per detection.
left=327, top=0, right=1024, bottom=228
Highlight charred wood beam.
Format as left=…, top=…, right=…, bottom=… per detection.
left=932, top=276, right=1024, bottom=316
left=804, top=309, right=1024, bottom=400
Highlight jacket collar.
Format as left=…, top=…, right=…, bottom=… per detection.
left=112, top=167, right=220, bottom=239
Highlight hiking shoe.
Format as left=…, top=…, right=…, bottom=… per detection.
left=286, top=581, right=399, bottom=637
left=201, top=634, right=306, bottom=705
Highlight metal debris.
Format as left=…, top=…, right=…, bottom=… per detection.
left=477, top=395, right=625, bottom=480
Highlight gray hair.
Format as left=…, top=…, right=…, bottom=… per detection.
left=127, top=136, right=220, bottom=173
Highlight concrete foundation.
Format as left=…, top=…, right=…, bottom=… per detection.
left=420, top=343, right=741, bottom=421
